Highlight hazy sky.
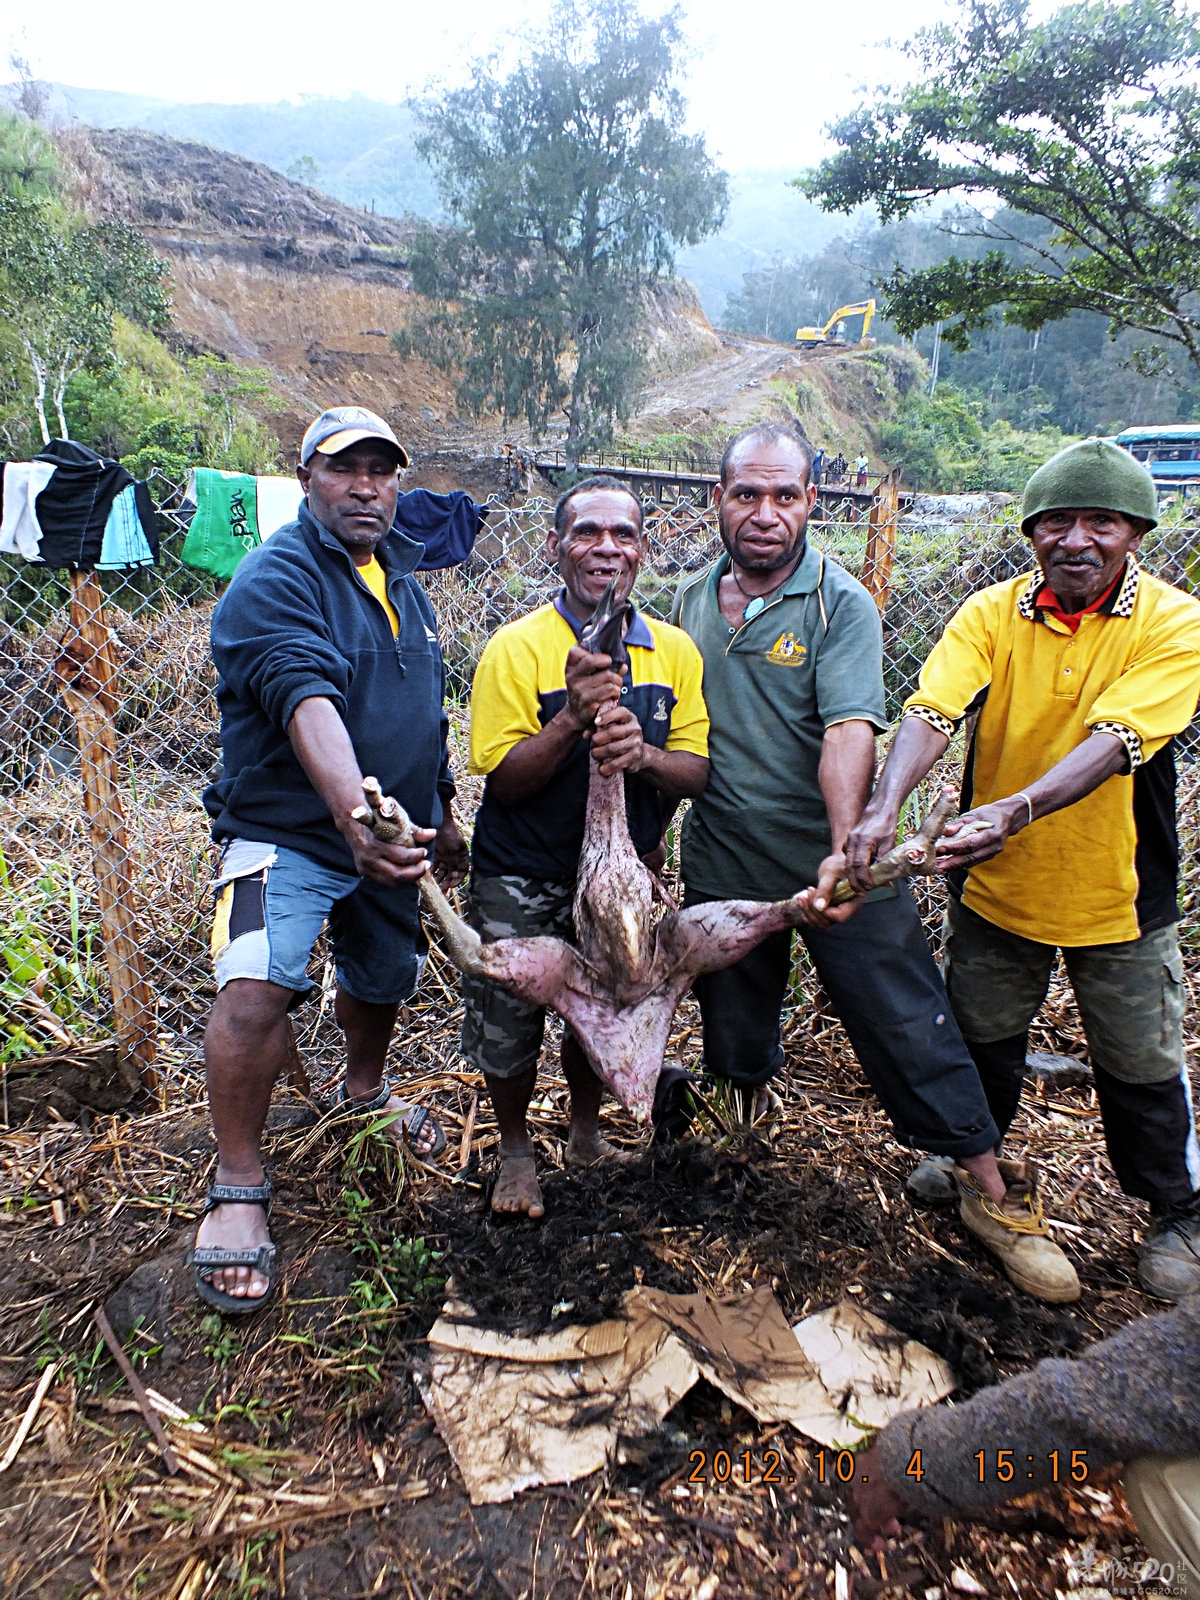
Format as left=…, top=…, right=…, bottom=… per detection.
left=6, top=0, right=956, bottom=172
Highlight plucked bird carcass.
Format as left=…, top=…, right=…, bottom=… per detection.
left=354, top=582, right=960, bottom=1124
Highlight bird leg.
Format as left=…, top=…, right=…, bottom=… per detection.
left=826, top=785, right=986, bottom=905
left=351, top=778, right=486, bottom=974
left=665, top=789, right=977, bottom=981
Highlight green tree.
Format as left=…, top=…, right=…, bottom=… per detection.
left=397, top=0, right=727, bottom=461
left=0, top=110, right=61, bottom=449
left=286, top=154, right=321, bottom=186
left=63, top=315, right=198, bottom=465
left=189, top=353, right=282, bottom=471
left=0, top=195, right=170, bottom=443
left=0, top=109, right=59, bottom=201
left=879, top=380, right=1066, bottom=491
left=803, top=0, right=1200, bottom=380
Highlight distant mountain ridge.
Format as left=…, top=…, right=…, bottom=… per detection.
left=40, top=84, right=850, bottom=321
left=44, top=84, right=442, bottom=221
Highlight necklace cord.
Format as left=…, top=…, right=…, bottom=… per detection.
left=732, top=565, right=792, bottom=605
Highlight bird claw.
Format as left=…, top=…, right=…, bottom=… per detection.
left=828, top=790, right=960, bottom=905
left=356, top=777, right=411, bottom=844
left=580, top=576, right=631, bottom=667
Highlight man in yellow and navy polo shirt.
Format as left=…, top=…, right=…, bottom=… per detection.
left=848, top=439, right=1200, bottom=1301
left=464, top=475, right=710, bottom=1219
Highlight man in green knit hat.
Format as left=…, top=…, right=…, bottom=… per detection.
left=846, top=438, right=1200, bottom=1301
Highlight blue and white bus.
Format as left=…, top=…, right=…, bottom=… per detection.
left=1115, top=425, right=1200, bottom=488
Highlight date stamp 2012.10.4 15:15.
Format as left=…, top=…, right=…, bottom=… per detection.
left=683, top=1447, right=1089, bottom=1488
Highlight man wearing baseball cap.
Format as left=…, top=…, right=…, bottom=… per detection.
left=192, top=407, right=470, bottom=1313
left=846, top=439, right=1200, bottom=1302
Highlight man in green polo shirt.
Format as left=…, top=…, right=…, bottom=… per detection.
left=672, top=420, right=1080, bottom=1305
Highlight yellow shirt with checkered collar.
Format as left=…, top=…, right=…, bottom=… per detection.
left=904, top=558, right=1200, bottom=946
left=468, top=593, right=709, bottom=881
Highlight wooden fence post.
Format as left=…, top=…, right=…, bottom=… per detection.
left=862, top=469, right=901, bottom=614
left=56, top=570, right=158, bottom=1094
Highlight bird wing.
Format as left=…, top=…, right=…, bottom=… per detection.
left=477, top=936, right=590, bottom=1007
left=663, top=897, right=806, bottom=979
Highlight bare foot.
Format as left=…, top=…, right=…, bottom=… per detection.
left=193, top=1199, right=272, bottom=1301
left=728, top=1086, right=783, bottom=1127
left=752, top=1086, right=783, bottom=1123
left=491, top=1154, right=544, bottom=1218
left=564, top=1132, right=638, bottom=1168
left=376, top=1094, right=442, bottom=1159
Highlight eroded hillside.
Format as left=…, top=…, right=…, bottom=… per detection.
left=71, top=129, right=462, bottom=459
left=60, top=126, right=902, bottom=481
left=636, top=333, right=921, bottom=468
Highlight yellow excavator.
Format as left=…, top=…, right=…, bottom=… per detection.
left=795, top=299, right=877, bottom=349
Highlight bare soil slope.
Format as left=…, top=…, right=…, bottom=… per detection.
left=74, top=128, right=466, bottom=459
left=68, top=128, right=908, bottom=479
left=637, top=333, right=921, bottom=465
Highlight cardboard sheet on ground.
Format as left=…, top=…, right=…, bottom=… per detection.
left=420, top=1287, right=954, bottom=1504
left=790, top=1300, right=956, bottom=1448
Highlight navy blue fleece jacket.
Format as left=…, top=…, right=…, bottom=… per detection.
left=203, top=503, right=454, bottom=873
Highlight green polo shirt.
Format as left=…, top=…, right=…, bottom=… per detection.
left=671, top=542, right=887, bottom=900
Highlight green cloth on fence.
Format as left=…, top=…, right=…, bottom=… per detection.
left=181, top=469, right=263, bottom=581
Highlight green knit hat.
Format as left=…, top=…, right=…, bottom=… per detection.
left=1020, top=437, right=1158, bottom=533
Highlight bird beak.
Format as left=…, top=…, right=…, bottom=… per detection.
left=580, top=575, right=630, bottom=667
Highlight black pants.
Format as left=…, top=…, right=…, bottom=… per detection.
left=965, top=1034, right=1198, bottom=1210
left=686, top=883, right=999, bottom=1158
left=943, top=897, right=1200, bottom=1213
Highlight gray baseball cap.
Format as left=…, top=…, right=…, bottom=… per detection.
left=300, top=406, right=409, bottom=468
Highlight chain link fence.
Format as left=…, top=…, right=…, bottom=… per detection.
left=3, top=474, right=1200, bottom=1078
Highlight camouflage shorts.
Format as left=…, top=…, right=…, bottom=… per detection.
left=943, top=895, right=1186, bottom=1086
left=460, top=874, right=575, bottom=1079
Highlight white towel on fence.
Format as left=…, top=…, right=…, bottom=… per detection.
left=1, top=461, right=56, bottom=559
left=254, top=477, right=304, bottom=540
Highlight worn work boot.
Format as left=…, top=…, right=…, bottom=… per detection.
left=1138, top=1194, right=1200, bottom=1301
left=953, top=1158, right=1081, bottom=1304
left=906, top=1155, right=958, bottom=1203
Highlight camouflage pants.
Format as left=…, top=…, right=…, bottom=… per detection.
left=459, top=874, right=575, bottom=1079
left=943, top=895, right=1186, bottom=1085
left=943, top=894, right=1200, bottom=1207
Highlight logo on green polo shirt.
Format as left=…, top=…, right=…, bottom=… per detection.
left=765, top=631, right=808, bottom=666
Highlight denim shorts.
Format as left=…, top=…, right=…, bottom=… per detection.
left=210, top=838, right=425, bottom=1006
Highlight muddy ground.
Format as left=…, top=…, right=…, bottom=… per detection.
left=0, top=975, right=1173, bottom=1599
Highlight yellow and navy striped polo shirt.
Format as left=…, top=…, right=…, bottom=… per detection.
left=469, top=594, right=709, bottom=880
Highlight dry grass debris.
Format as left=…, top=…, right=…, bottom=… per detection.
left=0, top=946, right=1186, bottom=1597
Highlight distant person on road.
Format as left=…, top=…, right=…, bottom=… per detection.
left=671, top=421, right=1080, bottom=1304
left=847, top=438, right=1200, bottom=1301
left=192, top=406, right=470, bottom=1314
left=830, top=451, right=847, bottom=484
left=810, top=447, right=825, bottom=488
left=463, top=476, right=710, bottom=1219
left=854, top=452, right=869, bottom=489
